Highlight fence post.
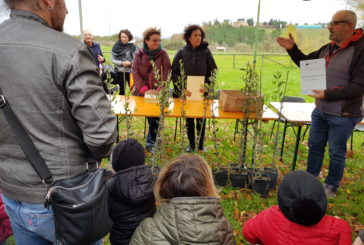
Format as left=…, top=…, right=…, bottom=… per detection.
left=233, top=54, right=236, bottom=69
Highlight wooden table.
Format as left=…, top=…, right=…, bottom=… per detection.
left=270, top=102, right=364, bottom=170
left=112, top=95, right=278, bottom=120
left=112, top=96, right=278, bottom=156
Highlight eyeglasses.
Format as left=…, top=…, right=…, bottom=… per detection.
left=328, top=20, right=349, bottom=26
left=150, top=39, right=161, bottom=43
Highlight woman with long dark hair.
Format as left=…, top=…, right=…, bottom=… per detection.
left=111, top=29, right=138, bottom=95
left=172, top=25, right=217, bottom=152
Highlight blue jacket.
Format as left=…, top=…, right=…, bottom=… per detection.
left=85, top=41, right=104, bottom=66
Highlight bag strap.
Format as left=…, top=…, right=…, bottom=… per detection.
left=0, top=87, right=54, bottom=185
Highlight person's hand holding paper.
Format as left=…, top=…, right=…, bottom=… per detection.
left=186, top=76, right=205, bottom=101
left=300, top=58, right=326, bottom=95
left=308, top=89, right=325, bottom=99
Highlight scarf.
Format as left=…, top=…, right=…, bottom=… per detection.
left=112, top=40, right=135, bottom=61
left=143, top=42, right=162, bottom=61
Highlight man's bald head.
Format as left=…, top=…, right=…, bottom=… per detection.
left=4, top=0, right=41, bottom=10
left=4, top=0, right=68, bottom=32
left=333, top=10, right=357, bottom=29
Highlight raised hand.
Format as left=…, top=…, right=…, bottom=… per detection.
left=276, top=33, right=295, bottom=50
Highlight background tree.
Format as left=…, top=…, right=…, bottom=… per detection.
left=346, top=0, right=364, bottom=20
left=247, top=18, right=254, bottom=26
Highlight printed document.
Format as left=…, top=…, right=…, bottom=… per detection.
left=186, top=76, right=204, bottom=101
left=300, top=58, right=326, bottom=94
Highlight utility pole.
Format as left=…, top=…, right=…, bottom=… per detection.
left=253, top=0, right=261, bottom=67
left=78, top=0, right=84, bottom=42
left=108, top=13, right=111, bottom=36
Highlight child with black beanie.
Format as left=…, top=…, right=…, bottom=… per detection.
left=242, top=171, right=352, bottom=245
left=107, top=138, right=156, bottom=245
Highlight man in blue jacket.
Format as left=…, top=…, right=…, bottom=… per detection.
left=276, top=10, right=364, bottom=198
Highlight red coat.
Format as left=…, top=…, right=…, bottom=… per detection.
left=131, top=48, right=171, bottom=95
left=0, top=194, right=12, bottom=242
left=242, top=206, right=352, bottom=245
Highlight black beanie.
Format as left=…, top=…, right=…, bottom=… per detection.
left=278, top=170, right=327, bottom=226
left=112, top=138, right=145, bottom=172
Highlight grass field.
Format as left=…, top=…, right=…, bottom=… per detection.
left=4, top=51, right=363, bottom=245
left=106, top=50, right=363, bottom=244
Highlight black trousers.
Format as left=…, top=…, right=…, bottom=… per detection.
left=146, top=117, right=159, bottom=147
left=186, top=118, right=206, bottom=150
left=115, top=71, right=130, bottom=95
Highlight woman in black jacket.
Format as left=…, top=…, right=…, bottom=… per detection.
left=172, top=25, right=217, bottom=152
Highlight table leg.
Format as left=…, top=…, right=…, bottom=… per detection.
left=174, top=118, right=178, bottom=141
left=280, top=121, right=288, bottom=161
left=240, top=119, right=248, bottom=164
left=292, top=125, right=302, bottom=171
left=116, top=115, right=120, bottom=143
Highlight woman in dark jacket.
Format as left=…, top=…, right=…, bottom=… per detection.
left=172, top=25, right=217, bottom=152
left=132, top=27, right=171, bottom=153
left=111, top=29, right=138, bottom=95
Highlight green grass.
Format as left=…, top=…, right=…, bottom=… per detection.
left=5, top=51, right=362, bottom=245
left=108, top=50, right=362, bottom=244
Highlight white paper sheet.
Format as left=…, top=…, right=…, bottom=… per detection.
left=300, top=58, right=326, bottom=94
left=186, top=76, right=205, bottom=101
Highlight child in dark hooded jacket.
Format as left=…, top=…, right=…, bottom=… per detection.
left=107, top=139, right=156, bottom=245
left=242, top=170, right=351, bottom=245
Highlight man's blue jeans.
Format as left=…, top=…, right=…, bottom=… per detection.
left=306, top=108, right=362, bottom=190
left=2, top=195, right=102, bottom=245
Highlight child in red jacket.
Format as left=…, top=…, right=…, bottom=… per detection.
left=242, top=171, right=352, bottom=245
left=0, top=193, right=13, bottom=245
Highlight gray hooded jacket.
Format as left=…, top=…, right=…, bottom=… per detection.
left=130, top=197, right=236, bottom=245
left=0, top=10, right=117, bottom=203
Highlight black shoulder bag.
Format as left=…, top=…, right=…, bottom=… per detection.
left=0, top=89, right=113, bottom=245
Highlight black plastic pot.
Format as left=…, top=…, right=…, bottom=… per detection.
left=230, top=167, right=248, bottom=188
left=213, top=168, right=228, bottom=187
left=251, top=172, right=270, bottom=198
left=264, top=167, right=278, bottom=190
left=247, top=168, right=262, bottom=189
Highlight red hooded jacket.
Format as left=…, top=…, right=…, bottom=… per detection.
left=0, top=194, right=13, bottom=242
left=242, top=206, right=352, bottom=245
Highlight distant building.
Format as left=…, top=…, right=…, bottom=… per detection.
left=216, top=46, right=226, bottom=52
left=233, top=20, right=248, bottom=27
left=296, top=25, right=322, bottom=29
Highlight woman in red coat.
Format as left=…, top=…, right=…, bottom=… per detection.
left=242, top=171, right=352, bottom=245
left=0, top=193, right=13, bottom=245
left=132, top=27, right=171, bottom=153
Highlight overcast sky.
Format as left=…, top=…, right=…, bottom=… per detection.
left=0, top=0, right=360, bottom=38
left=62, top=0, right=352, bottom=38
